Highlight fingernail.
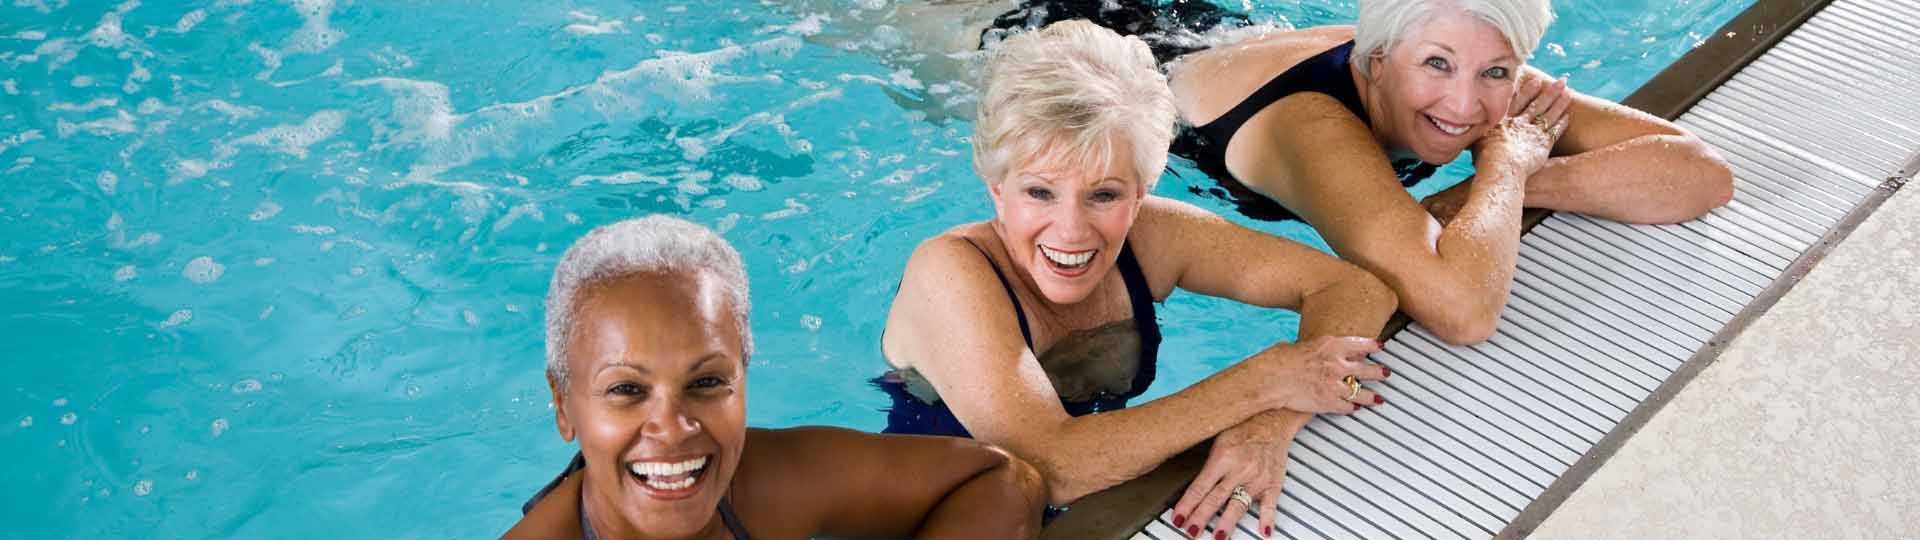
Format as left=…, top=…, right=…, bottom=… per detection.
left=1188, top=525, right=1200, bottom=537
left=1374, top=394, right=1386, bottom=405
left=1265, top=526, right=1273, bottom=538
left=1174, top=514, right=1185, bottom=528
left=1215, top=530, right=1227, bottom=540
left=1381, top=366, right=1392, bottom=378
left=1376, top=339, right=1387, bottom=349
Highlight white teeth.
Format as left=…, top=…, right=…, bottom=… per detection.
left=1039, top=245, right=1093, bottom=267
left=1428, top=115, right=1470, bottom=136
left=629, top=456, right=708, bottom=478
left=645, top=475, right=697, bottom=490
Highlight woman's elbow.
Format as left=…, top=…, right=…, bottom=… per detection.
left=1403, top=286, right=1501, bottom=346
left=1663, top=133, right=1735, bottom=221
left=977, top=444, right=1051, bottom=515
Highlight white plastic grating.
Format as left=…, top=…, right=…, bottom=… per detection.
left=1133, top=0, right=1920, bottom=537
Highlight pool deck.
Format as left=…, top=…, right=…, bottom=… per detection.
left=1524, top=157, right=1920, bottom=539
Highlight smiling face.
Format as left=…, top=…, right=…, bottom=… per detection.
left=987, top=136, right=1145, bottom=306
left=548, top=269, right=747, bottom=539
left=1364, top=9, right=1523, bottom=164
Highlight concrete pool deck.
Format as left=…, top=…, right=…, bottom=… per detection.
left=1527, top=181, right=1920, bottom=538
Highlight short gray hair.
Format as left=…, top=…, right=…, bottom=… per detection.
left=1352, top=0, right=1556, bottom=77
left=973, top=19, right=1177, bottom=193
left=544, top=215, right=752, bottom=390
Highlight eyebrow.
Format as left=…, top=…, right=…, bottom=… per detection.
left=599, top=353, right=724, bottom=374
left=1418, top=41, right=1519, bottom=64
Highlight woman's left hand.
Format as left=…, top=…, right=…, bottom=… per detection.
left=1169, top=410, right=1306, bottom=539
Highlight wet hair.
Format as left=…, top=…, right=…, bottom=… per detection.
left=544, top=215, right=752, bottom=391
left=973, top=19, right=1178, bottom=194
left=1352, top=0, right=1556, bottom=77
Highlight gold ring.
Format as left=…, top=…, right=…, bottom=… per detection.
left=1229, top=486, right=1254, bottom=508
left=1342, top=375, right=1361, bottom=401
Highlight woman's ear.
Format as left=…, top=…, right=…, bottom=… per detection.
left=1367, top=51, right=1387, bottom=81
left=548, top=370, right=574, bottom=442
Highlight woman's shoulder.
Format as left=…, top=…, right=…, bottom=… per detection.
left=501, top=465, right=583, bottom=540
left=901, top=223, right=1000, bottom=284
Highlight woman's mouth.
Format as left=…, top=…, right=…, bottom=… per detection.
left=628, top=455, right=710, bottom=500
left=1424, top=114, right=1472, bottom=137
left=1038, top=244, right=1095, bottom=278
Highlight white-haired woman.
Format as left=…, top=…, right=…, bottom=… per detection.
left=957, top=0, right=1735, bottom=345
left=879, top=21, right=1399, bottom=540
left=508, top=215, right=1048, bottom=540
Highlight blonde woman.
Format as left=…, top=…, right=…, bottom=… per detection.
left=878, top=21, right=1398, bottom=540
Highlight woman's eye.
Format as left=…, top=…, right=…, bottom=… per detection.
left=609, top=383, right=645, bottom=397
left=1424, top=56, right=1450, bottom=71
left=1482, top=66, right=1510, bottom=79
left=690, top=376, right=728, bottom=390
left=1024, top=187, right=1054, bottom=201
left=1089, top=190, right=1119, bottom=203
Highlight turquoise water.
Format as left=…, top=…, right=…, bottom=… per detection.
left=1, top=1, right=1753, bottom=537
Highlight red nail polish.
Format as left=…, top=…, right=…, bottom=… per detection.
left=1374, top=394, right=1386, bottom=405
left=1381, top=366, right=1392, bottom=378
left=1188, top=525, right=1200, bottom=537
left=1215, top=530, right=1227, bottom=540
left=1174, top=514, right=1185, bottom=528
left=1264, top=526, right=1273, bottom=537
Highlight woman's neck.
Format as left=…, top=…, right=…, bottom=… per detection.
left=1348, top=58, right=1412, bottom=159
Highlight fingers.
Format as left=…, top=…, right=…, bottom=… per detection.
left=1186, top=481, right=1236, bottom=538
left=1346, top=360, right=1392, bottom=382
left=1213, top=487, right=1252, bottom=540
left=1255, top=486, right=1281, bottom=540
left=1172, top=464, right=1226, bottom=536
left=1510, top=75, right=1545, bottom=118
left=1310, top=335, right=1383, bottom=362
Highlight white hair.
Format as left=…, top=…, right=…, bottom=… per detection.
left=973, top=19, right=1177, bottom=193
left=544, top=215, right=752, bottom=390
left=1352, top=0, right=1556, bottom=77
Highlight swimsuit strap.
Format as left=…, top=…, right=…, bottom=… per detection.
left=963, top=238, right=1035, bottom=349
left=718, top=496, right=751, bottom=540
left=1114, top=241, right=1161, bottom=399
left=1194, top=41, right=1366, bottom=149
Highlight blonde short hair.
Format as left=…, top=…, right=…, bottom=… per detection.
left=1353, top=0, right=1556, bottom=77
left=972, top=20, right=1177, bottom=193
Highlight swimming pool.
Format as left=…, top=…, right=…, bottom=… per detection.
left=0, top=1, right=1754, bottom=537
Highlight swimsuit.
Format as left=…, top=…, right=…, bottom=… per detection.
left=522, top=452, right=752, bottom=540
left=982, top=2, right=1443, bottom=221
left=875, top=239, right=1162, bottom=437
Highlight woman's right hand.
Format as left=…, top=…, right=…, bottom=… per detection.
left=1477, top=76, right=1572, bottom=176
left=1250, top=336, right=1389, bottom=414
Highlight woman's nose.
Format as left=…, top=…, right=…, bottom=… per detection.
left=1442, top=76, right=1478, bottom=119
left=641, top=396, right=700, bottom=444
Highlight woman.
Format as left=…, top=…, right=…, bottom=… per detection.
left=879, top=21, right=1398, bottom=540
left=979, top=0, right=1735, bottom=344
left=508, top=216, right=1047, bottom=540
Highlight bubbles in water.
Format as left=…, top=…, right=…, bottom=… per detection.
left=159, top=309, right=192, bottom=328
left=182, top=256, right=224, bottom=284
left=185, top=469, right=198, bottom=481
left=270, top=373, right=284, bottom=382
left=463, top=310, right=478, bottom=326
left=60, top=412, right=77, bottom=425
left=254, top=258, right=275, bottom=267
left=132, top=480, right=152, bottom=496
left=258, top=305, right=275, bottom=320
left=232, top=379, right=262, bottom=394
left=249, top=200, right=282, bottom=221
left=405, top=385, right=421, bottom=398
left=800, top=314, right=822, bottom=331
left=348, top=266, right=366, bottom=277
left=97, top=171, right=118, bottom=195
left=210, top=418, right=228, bottom=437
left=722, top=174, right=764, bottom=191
left=17, top=416, right=29, bottom=428
left=113, top=265, right=137, bottom=282
left=52, top=398, right=67, bottom=407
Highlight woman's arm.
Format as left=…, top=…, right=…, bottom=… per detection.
left=738, top=427, right=1047, bottom=539
left=1425, top=67, right=1734, bottom=225
left=883, top=235, right=1380, bottom=505
left=1229, top=92, right=1542, bottom=344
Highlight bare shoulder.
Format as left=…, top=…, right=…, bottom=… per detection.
left=501, top=469, right=582, bottom=540
left=1171, top=25, right=1358, bottom=125
left=884, top=222, right=1020, bottom=368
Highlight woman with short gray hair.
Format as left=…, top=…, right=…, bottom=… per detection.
left=881, top=20, right=1399, bottom=540
left=510, top=215, right=1049, bottom=540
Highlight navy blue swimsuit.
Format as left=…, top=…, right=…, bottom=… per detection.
left=876, top=240, right=1162, bottom=438
left=1171, top=40, right=1441, bottom=221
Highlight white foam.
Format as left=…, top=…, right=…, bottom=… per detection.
left=10, top=30, right=48, bottom=40
left=0, top=130, right=44, bottom=154
left=248, top=42, right=282, bottom=81
left=800, top=314, right=822, bottom=331
left=282, top=0, right=345, bottom=54
left=210, top=418, right=228, bottom=437
left=22, top=38, right=79, bottom=71
left=166, top=159, right=210, bottom=184
left=132, top=480, right=152, bottom=496
left=2, top=80, right=16, bottom=95
left=349, top=78, right=453, bottom=147
left=258, top=305, right=274, bottom=320
left=70, top=75, right=95, bottom=88
left=492, top=202, right=543, bottom=233
left=123, top=62, right=149, bottom=93
left=55, top=110, right=137, bottom=138
left=563, top=20, right=623, bottom=36
left=761, top=198, right=810, bottom=220
left=171, top=9, right=207, bottom=34
left=182, top=256, right=224, bottom=284
left=225, top=110, right=344, bottom=159
left=291, top=224, right=335, bottom=235
left=16, top=416, right=29, bottom=428
left=113, top=265, right=137, bottom=282
left=248, top=200, right=281, bottom=221
left=722, top=174, right=764, bottom=191
left=232, top=379, right=261, bottom=393
left=52, top=398, right=66, bottom=407
left=49, top=98, right=119, bottom=112
left=185, top=470, right=198, bottom=481
left=159, top=309, right=192, bottom=328
left=136, top=97, right=174, bottom=115
left=254, top=257, right=274, bottom=266
left=60, top=412, right=77, bottom=425
left=81, top=12, right=130, bottom=49
left=569, top=171, right=666, bottom=186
